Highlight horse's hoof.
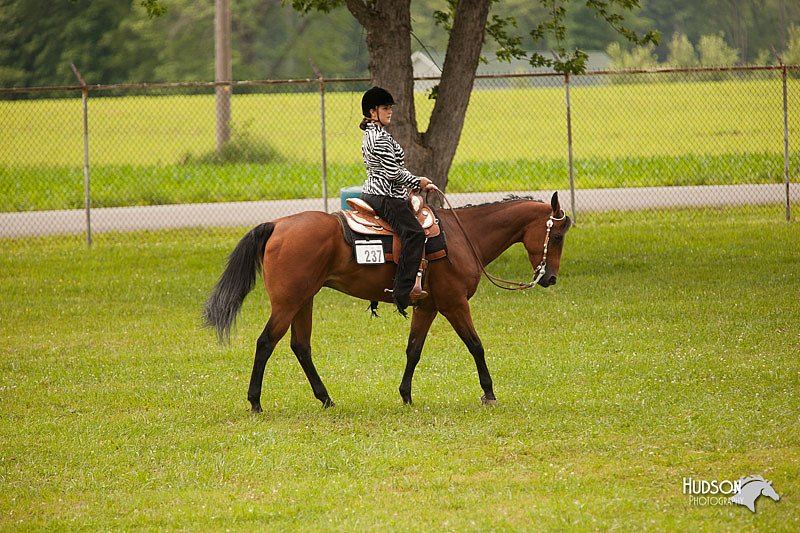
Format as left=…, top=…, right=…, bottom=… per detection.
left=250, top=403, right=263, bottom=413
left=322, top=399, right=335, bottom=409
left=481, top=395, right=497, bottom=406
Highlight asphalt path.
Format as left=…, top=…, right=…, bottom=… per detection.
left=1, top=183, right=795, bottom=238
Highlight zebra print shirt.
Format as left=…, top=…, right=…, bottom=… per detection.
left=361, top=122, right=421, bottom=199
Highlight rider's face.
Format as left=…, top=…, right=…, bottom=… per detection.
left=371, top=104, right=393, bottom=126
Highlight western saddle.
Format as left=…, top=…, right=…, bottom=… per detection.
left=340, top=192, right=444, bottom=303
left=342, top=193, right=441, bottom=240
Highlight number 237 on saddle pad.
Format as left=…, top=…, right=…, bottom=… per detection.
left=354, top=240, right=385, bottom=265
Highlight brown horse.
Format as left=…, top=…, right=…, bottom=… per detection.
left=203, top=192, right=572, bottom=412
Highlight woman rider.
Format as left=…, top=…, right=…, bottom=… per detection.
left=358, top=86, right=440, bottom=315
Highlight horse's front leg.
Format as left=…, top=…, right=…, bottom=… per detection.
left=441, top=302, right=496, bottom=405
left=399, top=306, right=438, bottom=405
left=290, top=299, right=334, bottom=408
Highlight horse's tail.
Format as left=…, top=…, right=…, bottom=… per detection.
left=203, top=222, right=274, bottom=343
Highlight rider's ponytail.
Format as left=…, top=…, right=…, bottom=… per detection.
left=359, top=117, right=381, bottom=131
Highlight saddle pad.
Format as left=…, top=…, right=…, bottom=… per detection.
left=334, top=211, right=447, bottom=264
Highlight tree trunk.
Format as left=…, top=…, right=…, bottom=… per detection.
left=425, top=0, right=491, bottom=190
left=345, top=0, right=491, bottom=196
left=345, top=1, right=422, bottom=163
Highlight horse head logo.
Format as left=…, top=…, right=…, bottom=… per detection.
left=729, top=476, right=780, bottom=513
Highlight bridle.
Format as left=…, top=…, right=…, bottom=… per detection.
left=529, top=210, right=566, bottom=287
left=434, top=191, right=566, bottom=291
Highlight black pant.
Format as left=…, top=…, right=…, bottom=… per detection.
left=361, top=193, right=425, bottom=308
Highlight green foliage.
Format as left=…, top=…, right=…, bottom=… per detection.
left=139, top=0, right=167, bottom=18
left=698, top=34, right=739, bottom=67
left=284, top=0, right=343, bottom=15
left=2, top=0, right=799, bottom=88
left=1, top=209, right=798, bottom=529
left=666, top=32, right=698, bottom=68
left=635, top=0, right=800, bottom=64
left=526, top=0, right=658, bottom=74
left=181, top=123, right=284, bottom=166
left=0, top=0, right=140, bottom=86
left=606, top=42, right=658, bottom=69
left=782, top=24, right=800, bottom=66
left=605, top=41, right=658, bottom=82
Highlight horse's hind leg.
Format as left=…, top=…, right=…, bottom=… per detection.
left=248, top=312, right=293, bottom=413
left=441, top=303, right=496, bottom=405
left=399, top=307, right=437, bottom=405
left=290, top=299, right=334, bottom=408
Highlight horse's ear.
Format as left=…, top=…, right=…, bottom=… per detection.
left=550, top=192, right=560, bottom=214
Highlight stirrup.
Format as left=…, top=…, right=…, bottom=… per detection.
left=409, top=289, right=428, bottom=303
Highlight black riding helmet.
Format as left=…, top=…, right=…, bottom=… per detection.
left=361, top=86, right=395, bottom=117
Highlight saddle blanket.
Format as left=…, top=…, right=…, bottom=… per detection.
left=334, top=211, right=447, bottom=264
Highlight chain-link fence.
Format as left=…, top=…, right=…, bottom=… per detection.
left=1, top=66, right=798, bottom=241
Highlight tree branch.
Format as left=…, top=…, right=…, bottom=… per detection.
left=343, top=0, right=372, bottom=25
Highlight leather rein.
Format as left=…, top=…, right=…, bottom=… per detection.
left=433, top=190, right=565, bottom=291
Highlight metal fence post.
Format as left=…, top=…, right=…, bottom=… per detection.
left=781, top=63, right=791, bottom=222
left=70, top=64, right=92, bottom=247
left=215, top=0, right=232, bottom=151
left=311, top=61, right=329, bottom=212
left=564, top=72, right=577, bottom=223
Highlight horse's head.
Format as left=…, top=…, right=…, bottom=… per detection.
left=762, top=480, right=780, bottom=502
left=522, top=192, right=572, bottom=287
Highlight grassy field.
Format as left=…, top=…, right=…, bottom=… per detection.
left=1, top=207, right=797, bottom=530
left=1, top=78, right=797, bottom=210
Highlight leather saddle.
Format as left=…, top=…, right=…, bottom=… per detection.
left=342, top=193, right=441, bottom=239
left=340, top=192, right=445, bottom=263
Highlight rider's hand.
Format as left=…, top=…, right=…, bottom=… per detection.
left=419, top=177, right=440, bottom=192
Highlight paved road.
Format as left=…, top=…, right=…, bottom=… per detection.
left=1, top=183, right=795, bottom=238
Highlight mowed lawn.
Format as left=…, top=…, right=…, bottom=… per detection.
left=1, top=77, right=797, bottom=210
left=1, top=206, right=798, bottom=530
left=0, top=79, right=791, bottom=166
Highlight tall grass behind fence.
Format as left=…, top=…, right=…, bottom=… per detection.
left=0, top=67, right=797, bottom=238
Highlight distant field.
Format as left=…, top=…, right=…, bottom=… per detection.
left=1, top=79, right=796, bottom=210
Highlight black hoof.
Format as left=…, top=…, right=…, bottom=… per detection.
left=322, top=398, right=335, bottom=408
left=400, top=389, right=412, bottom=405
left=250, top=402, right=263, bottom=413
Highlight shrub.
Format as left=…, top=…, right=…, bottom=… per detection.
left=182, top=123, right=283, bottom=165
left=606, top=42, right=659, bottom=84
left=667, top=33, right=698, bottom=68
left=781, top=24, right=800, bottom=69
left=697, top=34, right=739, bottom=67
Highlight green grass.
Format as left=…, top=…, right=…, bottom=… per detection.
left=1, top=78, right=798, bottom=211
left=1, top=207, right=798, bottom=530
left=1, top=152, right=795, bottom=211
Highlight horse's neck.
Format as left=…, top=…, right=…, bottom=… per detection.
left=457, top=201, right=546, bottom=264
left=743, top=483, right=764, bottom=497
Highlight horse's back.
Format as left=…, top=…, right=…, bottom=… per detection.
left=267, top=210, right=343, bottom=254
left=262, top=211, right=347, bottom=291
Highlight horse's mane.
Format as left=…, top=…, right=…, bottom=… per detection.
left=454, top=194, right=544, bottom=210
left=738, top=475, right=767, bottom=487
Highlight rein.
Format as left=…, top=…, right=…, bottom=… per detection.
left=433, top=191, right=564, bottom=291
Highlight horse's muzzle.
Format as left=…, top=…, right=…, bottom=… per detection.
left=538, top=275, right=557, bottom=287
